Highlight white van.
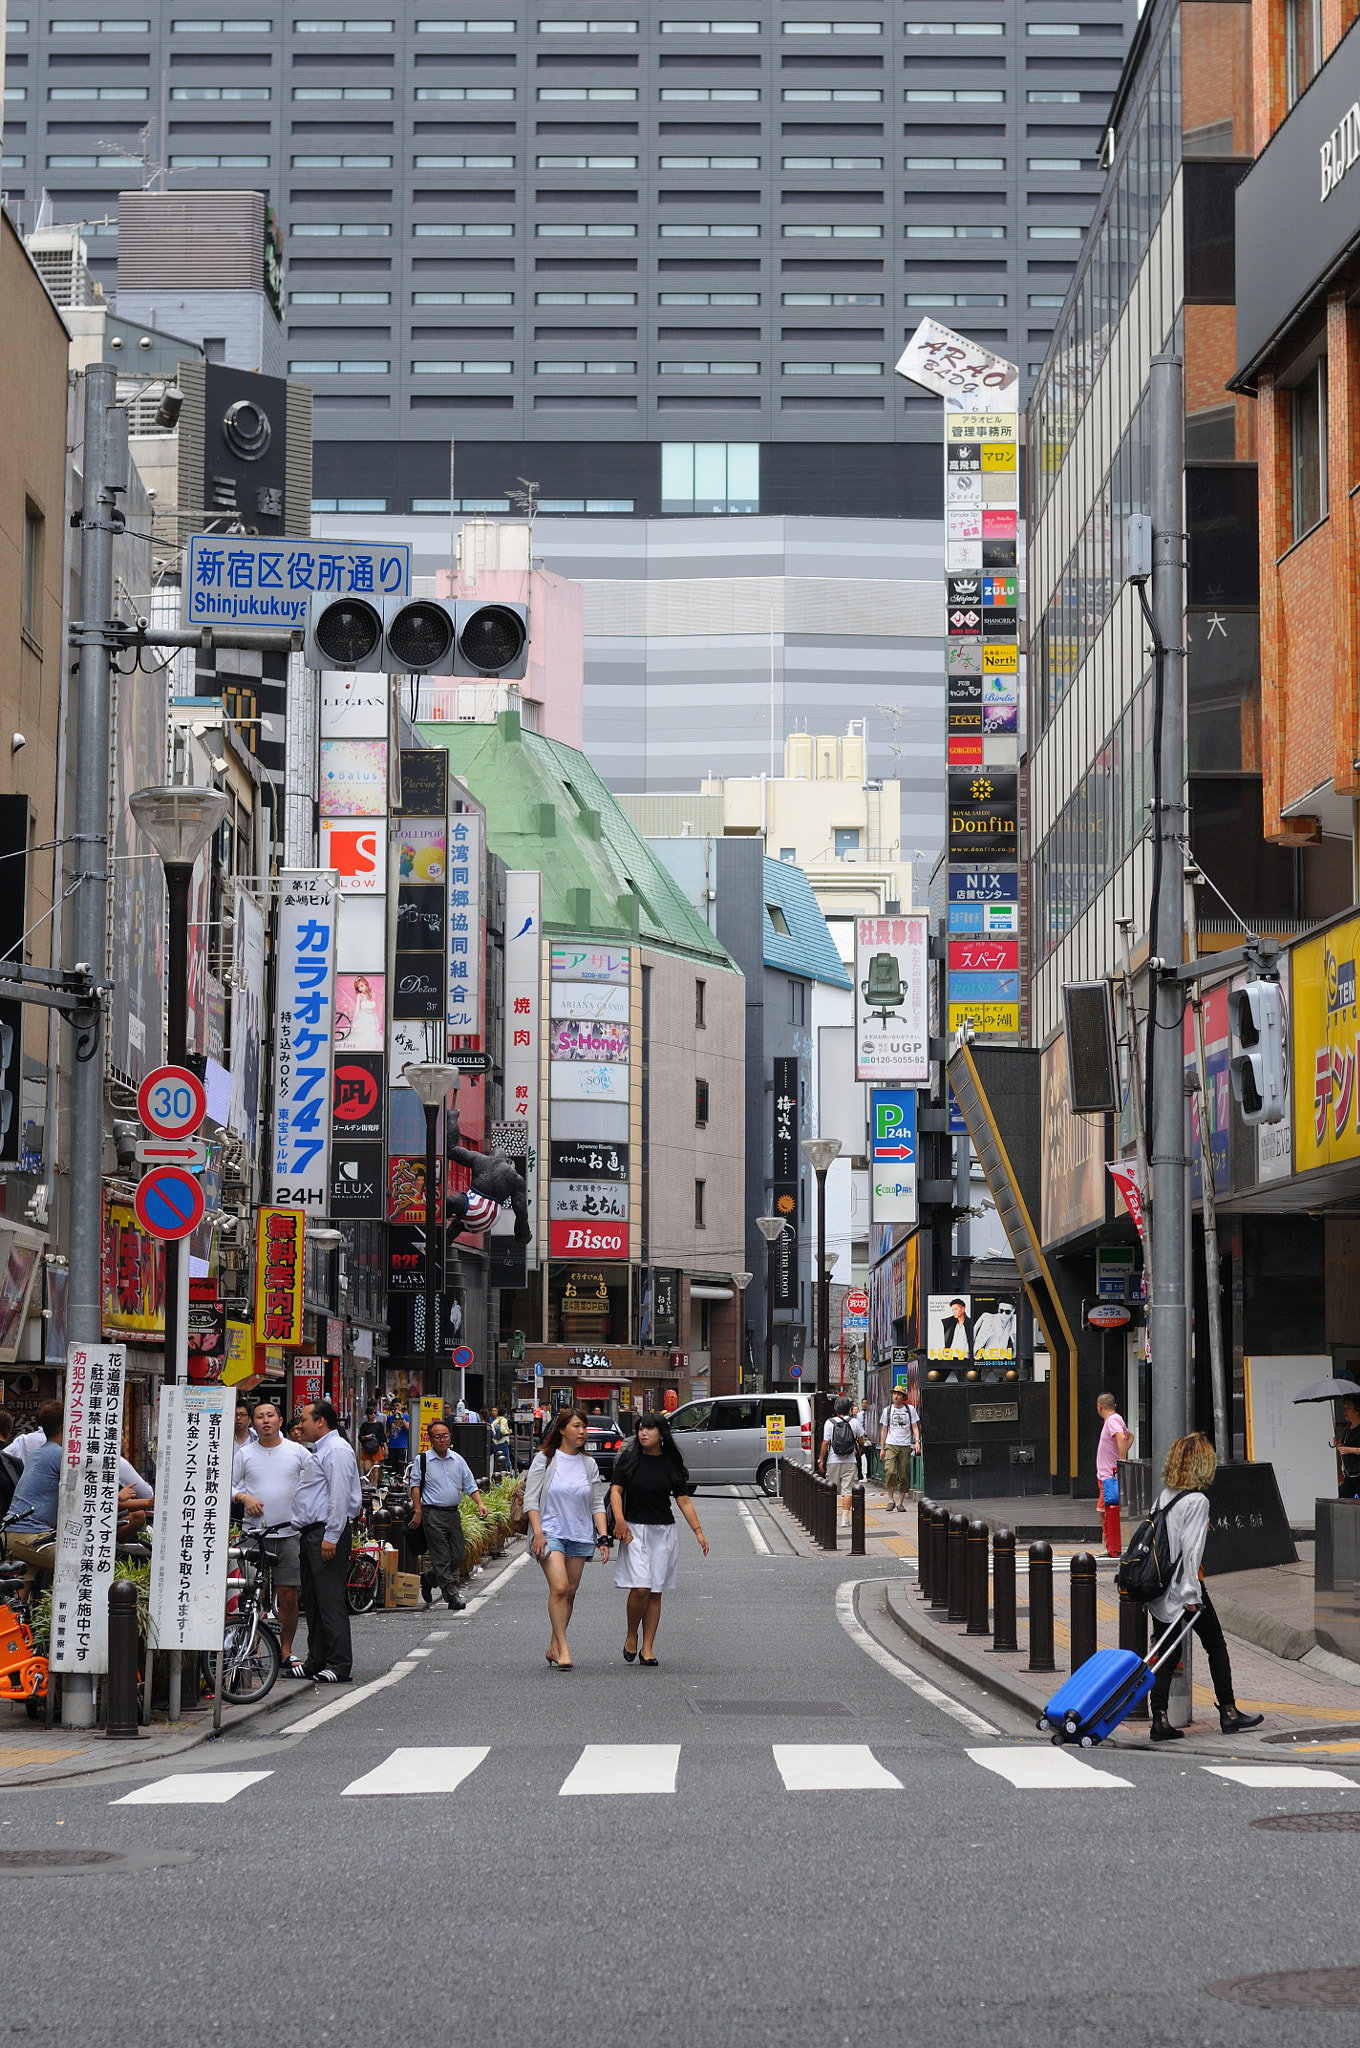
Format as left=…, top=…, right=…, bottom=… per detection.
left=667, top=1393, right=814, bottom=1495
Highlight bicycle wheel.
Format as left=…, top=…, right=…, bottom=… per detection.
left=200, top=1618, right=281, bottom=1705
left=346, top=1551, right=380, bottom=1615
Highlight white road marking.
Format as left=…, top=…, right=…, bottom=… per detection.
left=835, top=1580, right=999, bottom=1739
left=280, top=1662, right=418, bottom=1737
left=1203, top=1765, right=1358, bottom=1788
left=113, top=1771, right=273, bottom=1806
left=738, top=1502, right=771, bottom=1555
left=968, top=1746, right=1132, bottom=1789
left=773, top=1744, right=902, bottom=1791
left=454, top=1548, right=532, bottom=1615
left=407, top=1648, right=433, bottom=1658
left=342, top=1746, right=490, bottom=1796
left=423, top=1631, right=449, bottom=1642
left=559, top=1744, right=681, bottom=1796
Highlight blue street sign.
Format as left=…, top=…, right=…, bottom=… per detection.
left=133, top=1164, right=205, bottom=1242
left=186, top=535, right=411, bottom=628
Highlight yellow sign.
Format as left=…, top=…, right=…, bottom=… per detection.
left=945, top=412, right=1018, bottom=442
left=254, top=1205, right=305, bottom=1346
left=982, top=642, right=1018, bottom=672
left=949, top=1001, right=1020, bottom=1036
left=981, top=444, right=1017, bottom=471
left=222, top=1320, right=257, bottom=1387
left=415, top=1393, right=444, bottom=1454
left=1292, top=922, right=1356, bottom=1174
left=765, top=1415, right=786, bottom=1455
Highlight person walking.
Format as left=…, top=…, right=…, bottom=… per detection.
left=1095, top=1392, right=1133, bottom=1557
left=1332, top=1393, right=1360, bottom=1500
left=409, top=1419, right=487, bottom=1610
left=878, top=1386, right=919, bottom=1512
left=820, top=1397, right=862, bottom=1528
left=489, top=1407, right=513, bottom=1473
left=294, top=1400, right=362, bottom=1684
left=610, top=1410, right=708, bottom=1667
left=1147, top=1431, right=1264, bottom=1742
left=232, top=1398, right=313, bottom=1678
left=524, top=1405, right=611, bottom=1670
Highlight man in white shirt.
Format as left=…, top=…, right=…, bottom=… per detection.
left=819, top=1399, right=863, bottom=1525
left=232, top=1399, right=313, bottom=1676
left=879, top=1386, right=921, bottom=1512
left=409, top=1418, right=487, bottom=1610
left=294, top=1400, right=362, bottom=1683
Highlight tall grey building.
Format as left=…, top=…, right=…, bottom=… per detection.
left=2, top=3, right=1131, bottom=518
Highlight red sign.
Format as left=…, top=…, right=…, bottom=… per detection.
left=133, top=1165, right=206, bottom=1241
left=948, top=736, right=983, bottom=766
left=137, top=1065, right=206, bottom=1140
left=332, top=1058, right=380, bottom=1127
left=949, top=938, right=1020, bottom=972
left=292, top=1358, right=326, bottom=1415
left=1107, top=1162, right=1146, bottom=1246
left=1086, top=1302, right=1132, bottom=1330
left=846, top=1289, right=869, bottom=1316
left=254, top=1206, right=305, bottom=1346
left=324, top=821, right=382, bottom=885
left=549, top=1220, right=629, bottom=1260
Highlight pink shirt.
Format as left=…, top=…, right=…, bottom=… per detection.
left=1096, top=1412, right=1127, bottom=1482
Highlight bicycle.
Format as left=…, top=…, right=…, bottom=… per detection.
left=198, top=1527, right=284, bottom=1705
left=347, top=1499, right=383, bottom=1615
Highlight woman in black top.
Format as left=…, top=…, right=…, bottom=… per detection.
left=1333, top=1395, right=1360, bottom=1500
left=610, top=1411, right=708, bottom=1667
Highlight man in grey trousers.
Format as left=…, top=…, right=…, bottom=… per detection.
left=295, top=1400, right=362, bottom=1683
left=409, top=1418, right=488, bottom=1611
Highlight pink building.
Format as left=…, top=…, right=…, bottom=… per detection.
left=432, top=521, right=583, bottom=749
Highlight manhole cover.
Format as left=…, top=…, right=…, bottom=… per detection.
left=1208, top=1968, right=1360, bottom=2010
left=0, top=1848, right=192, bottom=1877
left=1251, top=1813, right=1360, bottom=1833
left=694, top=1700, right=852, bottom=1717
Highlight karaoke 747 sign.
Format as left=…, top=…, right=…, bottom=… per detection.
left=134, top=1064, right=208, bottom=1240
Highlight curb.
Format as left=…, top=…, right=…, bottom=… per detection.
left=0, top=1676, right=311, bottom=1791
left=882, top=1578, right=1046, bottom=1724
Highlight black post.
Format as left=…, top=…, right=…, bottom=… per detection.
left=812, top=1169, right=831, bottom=1458
left=929, top=1504, right=949, bottom=1612
left=423, top=1096, right=439, bottom=1397
left=820, top=1473, right=837, bottom=1551
left=1070, top=1551, right=1097, bottom=1671
left=161, top=860, right=191, bottom=1389
left=992, top=1526, right=1018, bottom=1652
left=1119, top=1584, right=1149, bottom=1717
left=966, top=1518, right=989, bottom=1636
left=105, top=1580, right=141, bottom=1739
left=947, top=1511, right=969, bottom=1623
left=1028, top=1540, right=1056, bottom=1673
left=764, top=1238, right=776, bottom=1390
left=918, top=1497, right=935, bottom=1600
left=850, top=1483, right=865, bottom=1557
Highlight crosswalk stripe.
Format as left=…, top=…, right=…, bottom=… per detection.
left=342, top=1747, right=490, bottom=1797
left=1202, top=1765, right=1359, bottom=1788
left=559, top=1744, right=681, bottom=1796
left=112, top=1771, right=273, bottom=1806
left=967, top=1746, right=1132, bottom=1789
left=773, top=1744, right=902, bottom=1791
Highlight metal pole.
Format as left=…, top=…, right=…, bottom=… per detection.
left=1184, top=869, right=1230, bottom=1457
left=1115, top=915, right=1154, bottom=1304
left=162, top=862, right=191, bottom=1390
left=1147, top=350, right=1189, bottom=1477
left=814, top=1167, right=829, bottom=1458
left=65, top=363, right=121, bottom=1733
left=424, top=1097, right=439, bottom=1402
left=764, top=1240, right=775, bottom=1390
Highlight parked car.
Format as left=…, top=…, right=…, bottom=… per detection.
left=585, top=1420, right=625, bottom=1480
left=667, top=1393, right=813, bottom=1495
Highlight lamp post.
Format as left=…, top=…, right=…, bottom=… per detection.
left=404, top=1062, right=461, bottom=1408
left=800, top=1136, right=842, bottom=1450
left=755, top=1216, right=787, bottom=1390
left=732, top=1270, right=752, bottom=1388
left=128, top=785, right=232, bottom=1389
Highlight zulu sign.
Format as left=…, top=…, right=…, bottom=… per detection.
left=948, top=772, right=1018, bottom=860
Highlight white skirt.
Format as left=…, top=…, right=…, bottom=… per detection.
left=613, top=1521, right=679, bottom=1593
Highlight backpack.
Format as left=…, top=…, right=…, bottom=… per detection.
left=831, top=1416, right=857, bottom=1459
left=1115, top=1490, right=1188, bottom=1604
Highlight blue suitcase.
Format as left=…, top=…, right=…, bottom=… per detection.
left=1038, top=1612, right=1196, bottom=1747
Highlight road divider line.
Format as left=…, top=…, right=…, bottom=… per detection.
left=455, top=1547, right=531, bottom=1614
left=280, top=1662, right=417, bottom=1738
left=836, top=1580, right=998, bottom=1739
left=738, top=1502, right=771, bottom=1555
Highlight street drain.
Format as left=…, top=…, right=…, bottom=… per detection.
left=1208, top=1968, right=1360, bottom=2010
left=694, top=1700, right=853, bottom=1717
left=1251, top=1813, right=1360, bottom=1833
left=0, top=1848, right=193, bottom=1877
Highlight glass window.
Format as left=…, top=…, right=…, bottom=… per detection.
left=694, top=1179, right=706, bottom=1227
left=761, top=1398, right=801, bottom=1424
left=669, top=1401, right=712, bottom=1432
left=695, top=1078, right=709, bottom=1125
left=709, top=1400, right=763, bottom=1429
left=21, top=506, right=41, bottom=644
left=1286, top=0, right=1320, bottom=109
left=660, top=441, right=758, bottom=513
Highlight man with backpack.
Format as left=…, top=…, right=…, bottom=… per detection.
left=820, top=1398, right=863, bottom=1525
left=408, top=1418, right=488, bottom=1610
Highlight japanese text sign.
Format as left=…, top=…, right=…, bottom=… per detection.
left=185, top=536, right=410, bottom=628
left=49, top=1344, right=126, bottom=1675
left=148, top=1384, right=232, bottom=1652
left=271, top=870, right=338, bottom=1211
left=254, top=1205, right=305, bottom=1347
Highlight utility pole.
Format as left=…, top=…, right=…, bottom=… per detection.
left=1184, top=866, right=1230, bottom=1456
left=1146, top=352, right=1188, bottom=1477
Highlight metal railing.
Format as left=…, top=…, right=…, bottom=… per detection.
left=780, top=1459, right=838, bottom=1550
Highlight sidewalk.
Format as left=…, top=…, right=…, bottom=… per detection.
left=0, top=1673, right=315, bottom=1789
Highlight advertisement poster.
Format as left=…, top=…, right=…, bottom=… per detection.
left=335, top=973, right=385, bottom=1051
left=388, top=1154, right=434, bottom=1226
left=101, top=1190, right=164, bottom=1339
left=972, top=1293, right=1018, bottom=1361
left=148, top=1384, right=232, bottom=1653
left=869, top=1232, right=918, bottom=1365
left=271, top=870, right=338, bottom=1212
left=253, top=1206, right=305, bottom=1346
left=854, top=915, right=929, bottom=1082
left=550, top=1061, right=628, bottom=1102
left=550, top=1019, right=629, bottom=1063
left=1291, top=918, right=1355, bottom=1177
left=48, top=1343, right=126, bottom=1675
left=228, top=886, right=266, bottom=1156
left=1184, top=982, right=1231, bottom=1201
left=321, top=674, right=388, bottom=739
left=319, top=738, right=387, bottom=816
left=187, top=1277, right=226, bottom=1382
left=321, top=818, right=385, bottom=895
left=870, top=1087, right=917, bottom=1223
left=392, top=818, right=446, bottom=887
left=1041, top=1031, right=1107, bottom=1245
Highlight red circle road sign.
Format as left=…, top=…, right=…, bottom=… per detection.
left=137, top=1065, right=207, bottom=1140
left=846, top=1290, right=870, bottom=1316
left=134, top=1165, right=206, bottom=1241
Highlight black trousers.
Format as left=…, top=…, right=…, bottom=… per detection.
left=1149, top=1582, right=1235, bottom=1717
left=299, top=1521, right=353, bottom=1679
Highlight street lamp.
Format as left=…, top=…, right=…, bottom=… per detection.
left=404, top=1061, right=461, bottom=1404
left=733, top=1270, right=752, bottom=1389
left=800, top=1136, right=842, bottom=1446
left=129, top=784, right=231, bottom=1389
left=756, top=1215, right=788, bottom=1390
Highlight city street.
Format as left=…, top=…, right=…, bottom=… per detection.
left=0, top=1496, right=1356, bottom=2046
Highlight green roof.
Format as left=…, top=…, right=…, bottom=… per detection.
left=418, top=712, right=737, bottom=971
left=762, top=856, right=852, bottom=989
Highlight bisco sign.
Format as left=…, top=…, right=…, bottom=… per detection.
left=549, top=1220, right=629, bottom=1259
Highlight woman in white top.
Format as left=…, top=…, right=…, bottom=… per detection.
left=1147, top=1432, right=1264, bottom=1742
left=523, top=1406, right=611, bottom=1671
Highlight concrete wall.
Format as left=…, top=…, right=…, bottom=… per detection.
left=642, top=945, right=744, bottom=1274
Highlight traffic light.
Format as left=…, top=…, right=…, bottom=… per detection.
left=1228, top=978, right=1287, bottom=1125
left=304, top=593, right=529, bottom=677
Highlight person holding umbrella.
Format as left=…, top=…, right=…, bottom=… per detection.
left=1333, top=1394, right=1360, bottom=1500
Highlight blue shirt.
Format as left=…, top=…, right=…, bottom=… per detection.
left=6, top=1440, right=61, bottom=1531
left=293, top=1430, right=362, bottom=1542
left=409, top=1448, right=477, bottom=1509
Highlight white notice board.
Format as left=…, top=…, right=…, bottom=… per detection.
left=149, top=1385, right=232, bottom=1651
left=1243, top=1355, right=1338, bottom=1525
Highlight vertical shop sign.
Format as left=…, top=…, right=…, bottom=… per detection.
left=772, top=1054, right=799, bottom=1308
left=48, top=1343, right=126, bottom=1674
left=448, top=810, right=483, bottom=1037
left=149, top=1384, right=232, bottom=1652
left=253, top=1205, right=305, bottom=1346
left=503, top=871, right=543, bottom=1266
left=271, top=870, right=338, bottom=1211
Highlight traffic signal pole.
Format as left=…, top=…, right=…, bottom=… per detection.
left=1183, top=865, right=1229, bottom=1457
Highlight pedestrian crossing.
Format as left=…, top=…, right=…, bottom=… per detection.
left=106, top=1749, right=1360, bottom=1804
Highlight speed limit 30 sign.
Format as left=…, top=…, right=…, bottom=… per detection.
left=138, top=1065, right=207, bottom=1140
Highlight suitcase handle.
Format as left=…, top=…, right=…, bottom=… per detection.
left=1144, top=1607, right=1199, bottom=1677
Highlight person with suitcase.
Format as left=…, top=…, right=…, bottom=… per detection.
left=1144, top=1431, right=1263, bottom=1743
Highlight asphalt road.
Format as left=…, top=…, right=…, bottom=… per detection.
left=0, top=1492, right=1356, bottom=2048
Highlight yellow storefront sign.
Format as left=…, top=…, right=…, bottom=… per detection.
left=981, top=444, right=1017, bottom=470
left=1292, top=916, right=1360, bottom=1173
left=949, top=1001, right=1020, bottom=1036
left=982, top=643, right=1019, bottom=672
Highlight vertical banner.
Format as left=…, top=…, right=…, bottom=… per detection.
left=503, top=871, right=543, bottom=1267
left=148, top=1383, right=232, bottom=1652
left=271, top=870, right=338, bottom=1211
left=772, top=1054, right=799, bottom=1308
left=854, top=916, right=930, bottom=1081
left=49, top=1342, right=126, bottom=1675
left=228, top=886, right=266, bottom=1167
left=447, top=809, right=483, bottom=1037
left=253, top=1205, right=305, bottom=1346
left=870, top=1086, right=918, bottom=1223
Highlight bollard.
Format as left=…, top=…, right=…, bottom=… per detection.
left=1028, top=1540, right=1056, bottom=1672
left=929, top=1504, right=950, bottom=1611
left=1070, top=1551, right=1097, bottom=1671
left=850, top=1484, right=866, bottom=1556
left=991, top=1526, right=1018, bottom=1651
left=966, top=1518, right=990, bottom=1635
left=105, top=1580, right=141, bottom=1740
left=947, top=1511, right=969, bottom=1623
left=1118, top=1585, right=1149, bottom=1717
left=918, top=1498, right=934, bottom=1600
